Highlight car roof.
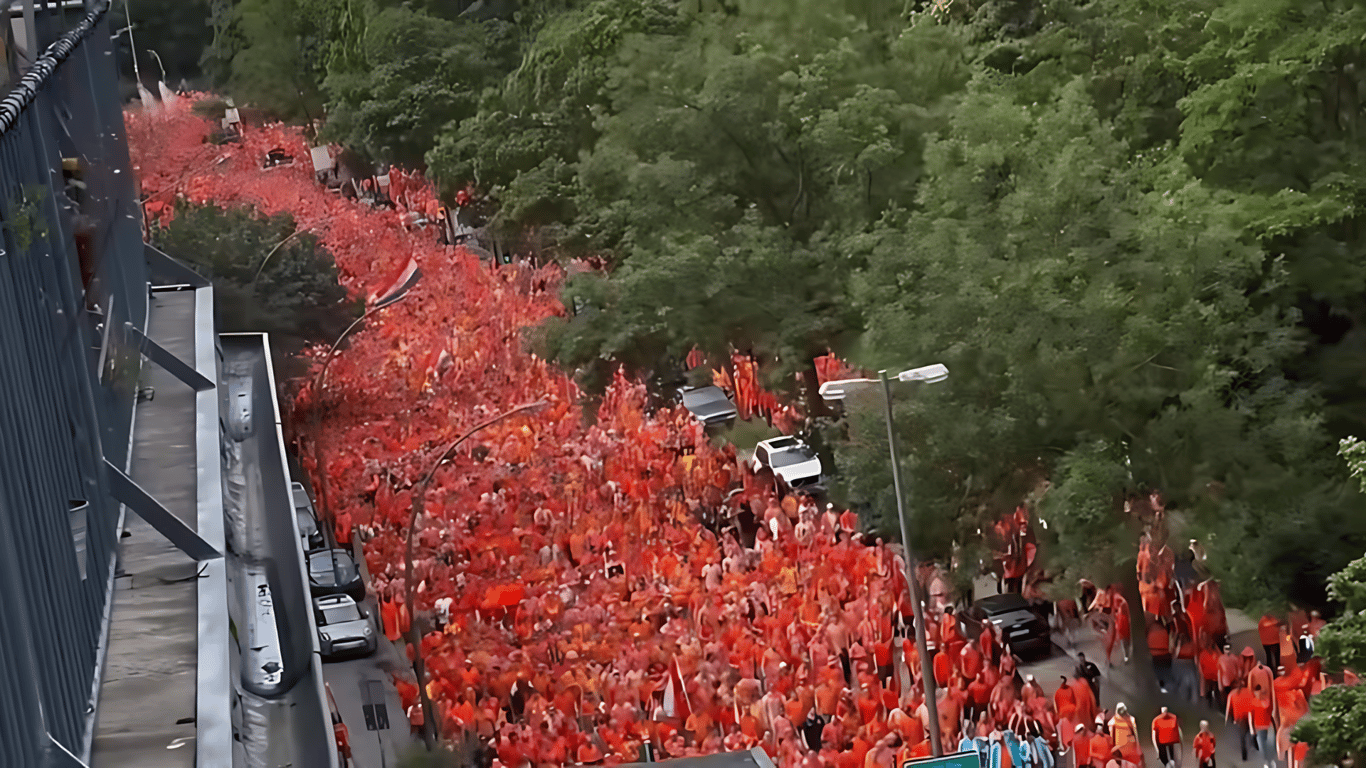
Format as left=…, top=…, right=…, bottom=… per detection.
left=974, top=593, right=1030, bottom=613
left=760, top=436, right=801, bottom=450
left=681, top=386, right=730, bottom=402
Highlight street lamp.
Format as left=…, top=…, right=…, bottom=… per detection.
left=822, top=362, right=949, bottom=757
left=404, top=399, right=550, bottom=750
left=309, top=268, right=423, bottom=539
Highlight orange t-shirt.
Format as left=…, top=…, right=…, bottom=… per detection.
left=1250, top=698, right=1274, bottom=730
left=856, top=695, right=879, bottom=725
left=1259, top=616, right=1282, bottom=646
left=874, top=641, right=892, bottom=667
left=1090, top=733, right=1114, bottom=767
left=1194, top=731, right=1216, bottom=761
left=1152, top=713, right=1180, bottom=745
left=1073, top=731, right=1091, bottom=766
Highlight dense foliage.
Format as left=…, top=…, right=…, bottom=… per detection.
left=200, top=0, right=1366, bottom=608
left=151, top=203, right=357, bottom=365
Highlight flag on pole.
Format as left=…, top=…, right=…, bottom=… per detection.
left=661, top=657, right=692, bottom=720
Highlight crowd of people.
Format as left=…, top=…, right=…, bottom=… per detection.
left=124, top=100, right=1354, bottom=768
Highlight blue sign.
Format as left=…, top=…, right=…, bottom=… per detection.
left=903, top=752, right=983, bottom=768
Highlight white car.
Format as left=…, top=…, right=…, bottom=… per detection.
left=314, top=594, right=377, bottom=660
left=750, top=435, right=824, bottom=492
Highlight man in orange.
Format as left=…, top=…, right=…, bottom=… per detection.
left=1193, top=720, right=1217, bottom=768
left=1151, top=705, right=1183, bottom=768
left=1090, top=724, right=1114, bottom=768
left=1198, top=642, right=1223, bottom=710
left=1226, top=683, right=1255, bottom=762
left=1258, top=614, right=1283, bottom=673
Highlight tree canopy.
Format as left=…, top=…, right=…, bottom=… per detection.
left=201, top=0, right=1366, bottom=609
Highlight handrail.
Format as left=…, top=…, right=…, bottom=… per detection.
left=0, top=0, right=110, bottom=136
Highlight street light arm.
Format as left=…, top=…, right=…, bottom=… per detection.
left=881, top=370, right=943, bottom=757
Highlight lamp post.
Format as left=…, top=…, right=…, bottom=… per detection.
left=821, top=362, right=949, bottom=757
left=404, top=399, right=550, bottom=750
left=309, top=268, right=422, bottom=540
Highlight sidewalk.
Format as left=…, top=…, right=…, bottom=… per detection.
left=995, top=579, right=1277, bottom=768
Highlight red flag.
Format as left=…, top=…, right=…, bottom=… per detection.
left=662, top=657, right=691, bottom=720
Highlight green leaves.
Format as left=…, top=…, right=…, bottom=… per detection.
left=151, top=203, right=357, bottom=351
left=1294, top=685, right=1366, bottom=765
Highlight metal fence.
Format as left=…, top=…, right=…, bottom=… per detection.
left=0, top=1, right=150, bottom=765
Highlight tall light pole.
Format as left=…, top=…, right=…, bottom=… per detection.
left=309, top=268, right=422, bottom=539
left=821, top=362, right=949, bottom=756
left=405, top=399, right=549, bottom=750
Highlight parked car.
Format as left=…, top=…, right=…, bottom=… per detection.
left=314, top=595, right=377, bottom=660
left=678, top=385, right=738, bottom=427
left=750, top=435, right=824, bottom=492
left=958, top=592, right=1053, bottom=659
left=306, top=549, right=365, bottom=601
left=291, top=482, right=325, bottom=552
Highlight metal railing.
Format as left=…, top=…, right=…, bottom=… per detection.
left=0, top=0, right=151, bottom=764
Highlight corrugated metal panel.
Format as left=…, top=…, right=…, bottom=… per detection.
left=0, top=0, right=150, bottom=763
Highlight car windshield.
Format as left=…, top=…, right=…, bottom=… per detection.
left=976, top=593, right=1030, bottom=614
left=320, top=601, right=362, bottom=625
left=766, top=437, right=799, bottom=450
left=769, top=445, right=816, bottom=468
left=309, top=552, right=356, bottom=584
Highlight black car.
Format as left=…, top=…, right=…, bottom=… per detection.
left=959, top=592, right=1053, bottom=658
left=306, top=549, right=365, bottom=601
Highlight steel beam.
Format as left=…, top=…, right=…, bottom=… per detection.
left=103, top=459, right=220, bottom=561
left=125, top=321, right=215, bottom=392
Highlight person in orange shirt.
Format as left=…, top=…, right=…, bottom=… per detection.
left=1193, top=720, right=1216, bottom=768
left=1090, top=726, right=1114, bottom=768
left=1151, top=706, right=1183, bottom=768
left=1247, top=693, right=1277, bottom=768
left=1055, top=676, right=1077, bottom=721
left=1072, top=722, right=1093, bottom=768
left=1258, top=614, right=1283, bottom=673
left=1198, top=643, right=1223, bottom=710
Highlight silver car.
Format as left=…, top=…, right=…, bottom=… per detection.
left=313, top=594, right=377, bottom=660
left=291, top=482, right=325, bottom=552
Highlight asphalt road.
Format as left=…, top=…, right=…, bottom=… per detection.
left=320, top=596, right=416, bottom=768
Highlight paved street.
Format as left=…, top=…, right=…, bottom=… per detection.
left=320, top=600, right=416, bottom=768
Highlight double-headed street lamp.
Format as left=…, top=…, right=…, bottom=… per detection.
left=310, top=267, right=423, bottom=539
left=821, top=362, right=949, bottom=757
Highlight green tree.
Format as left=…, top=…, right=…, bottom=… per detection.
left=1293, top=475, right=1366, bottom=767
left=151, top=204, right=357, bottom=372
left=319, top=5, right=520, bottom=167
left=208, top=0, right=329, bottom=121
left=833, top=70, right=1366, bottom=606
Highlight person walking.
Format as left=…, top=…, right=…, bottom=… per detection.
left=1150, top=706, right=1182, bottom=768
left=1226, top=683, right=1256, bottom=763
left=1248, top=689, right=1278, bottom=768
left=1076, top=654, right=1102, bottom=704
left=1193, top=721, right=1217, bottom=768
left=1258, top=614, right=1282, bottom=673
left=1147, top=617, right=1174, bottom=693
left=1108, top=704, right=1140, bottom=761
